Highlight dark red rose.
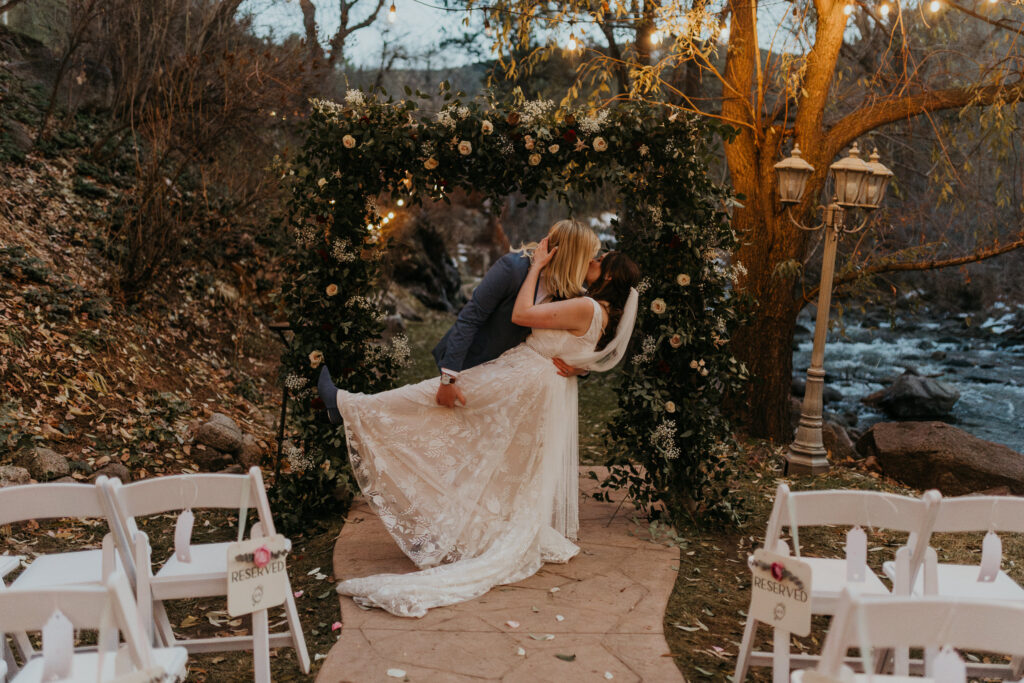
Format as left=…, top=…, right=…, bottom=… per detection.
left=658, top=360, right=671, bottom=374
left=562, top=129, right=577, bottom=143
left=311, top=397, right=326, bottom=410
left=360, top=116, right=369, bottom=123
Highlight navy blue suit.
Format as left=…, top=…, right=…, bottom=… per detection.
left=433, top=252, right=532, bottom=373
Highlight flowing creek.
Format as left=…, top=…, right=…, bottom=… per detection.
left=792, top=304, right=1024, bottom=453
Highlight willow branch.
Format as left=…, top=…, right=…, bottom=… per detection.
left=805, top=233, right=1024, bottom=301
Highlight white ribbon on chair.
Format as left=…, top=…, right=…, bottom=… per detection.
left=41, top=609, right=73, bottom=681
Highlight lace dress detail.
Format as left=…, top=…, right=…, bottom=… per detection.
left=334, top=298, right=605, bottom=617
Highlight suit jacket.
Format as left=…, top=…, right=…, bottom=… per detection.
left=433, top=252, right=532, bottom=373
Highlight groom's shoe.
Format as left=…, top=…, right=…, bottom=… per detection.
left=318, top=366, right=343, bottom=424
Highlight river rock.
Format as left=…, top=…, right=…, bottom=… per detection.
left=856, top=421, right=1024, bottom=495
left=196, top=413, right=243, bottom=453
left=0, top=465, right=30, bottom=487
left=19, top=447, right=70, bottom=480
left=792, top=377, right=843, bottom=404
left=823, top=421, right=858, bottom=461
left=861, top=370, right=959, bottom=418
left=89, top=462, right=131, bottom=482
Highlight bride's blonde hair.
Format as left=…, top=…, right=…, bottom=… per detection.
left=518, top=219, right=600, bottom=300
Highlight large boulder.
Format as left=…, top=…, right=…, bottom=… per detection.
left=861, top=370, right=959, bottom=419
left=195, top=413, right=244, bottom=453
left=19, top=447, right=70, bottom=481
left=856, top=421, right=1024, bottom=495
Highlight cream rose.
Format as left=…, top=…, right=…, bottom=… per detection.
left=481, top=120, right=493, bottom=135
left=665, top=401, right=676, bottom=413
left=689, top=359, right=699, bottom=369
left=651, top=298, right=667, bottom=314
left=700, top=368, right=709, bottom=377
left=524, top=135, right=535, bottom=150
left=326, top=284, right=339, bottom=297
left=677, top=273, right=691, bottom=286
left=669, top=334, right=683, bottom=348
left=458, top=140, right=473, bottom=156
left=529, top=153, right=541, bottom=166
left=593, top=136, right=608, bottom=152
left=548, top=144, right=560, bottom=154
left=317, top=177, right=327, bottom=188
left=342, top=135, right=356, bottom=149
left=424, top=157, right=439, bottom=170
left=309, top=350, right=324, bottom=368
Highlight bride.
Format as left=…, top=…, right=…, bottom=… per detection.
left=318, top=238, right=641, bottom=617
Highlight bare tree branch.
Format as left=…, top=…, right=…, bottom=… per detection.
left=0, top=0, right=29, bottom=16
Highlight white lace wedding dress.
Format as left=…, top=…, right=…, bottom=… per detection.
left=333, top=298, right=606, bottom=617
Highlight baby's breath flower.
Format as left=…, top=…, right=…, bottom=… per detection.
left=284, top=374, right=307, bottom=392
left=284, top=442, right=313, bottom=473
left=345, top=89, right=365, bottom=107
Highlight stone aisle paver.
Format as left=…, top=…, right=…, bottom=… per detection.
left=317, top=467, right=685, bottom=683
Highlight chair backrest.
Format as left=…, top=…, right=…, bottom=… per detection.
left=817, top=590, right=1024, bottom=675
left=0, top=574, right=152, bottom=669
left=931, top=495, right=1024, bottom=534
left=0, top=478, right=109, bottom=527
left=102, top=467, right=275, bottom=562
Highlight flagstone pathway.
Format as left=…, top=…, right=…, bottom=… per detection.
left=317, top=467, right=685, bottom=682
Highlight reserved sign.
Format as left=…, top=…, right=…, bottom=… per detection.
left=747, top=548, right=812, bottom=636
left=226, top=534, right=290, bottom=617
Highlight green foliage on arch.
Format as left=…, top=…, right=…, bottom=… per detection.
left=272, top=84, right=748, bottom=531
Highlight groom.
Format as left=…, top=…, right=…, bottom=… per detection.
left=432, top=220, right=595, bottom=408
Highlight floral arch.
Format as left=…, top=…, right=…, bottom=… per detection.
left=273, top=86, right=748, bottom=531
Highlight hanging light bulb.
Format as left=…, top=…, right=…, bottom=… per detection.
left=396, top=198, right=405, bottom=207
left=843, top=3, right=854, bottom=14
left=387, top=2, right=396, bottom=22
left=387, top=211, right=395, bottom=219
left=567, top=32, right=578, bottom=51
left=649, top=30, right=662, bottom=46
left=928, top=0, right=940, bottom=10
left=879, top=3, right=890, bottom=15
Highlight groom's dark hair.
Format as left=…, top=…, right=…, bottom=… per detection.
left=588, top=252, right=640, bottom=351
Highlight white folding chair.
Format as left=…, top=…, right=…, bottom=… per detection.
left=101, top=466, right=309, bottom=683
left=0, top=573, right=187, bottom=682
left=792, top=589, right=1024, bottom=682
left=0, top=477, right=126, bottom=660
left=734, top=484, right=942, bottom=682
left=882, top=494, right=1024, bottom=678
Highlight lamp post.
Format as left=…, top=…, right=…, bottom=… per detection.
left=775, top=142, right=894, bottom=474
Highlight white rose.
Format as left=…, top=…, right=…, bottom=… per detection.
left=677, top=273, right=691, bottom=286
left=548, top=144, right=560, bottom=154
left=651, top=298, right=667, bottom=314
left=424, top=157, right=439, bottom=170
left=529, top=153, right=541, bottom=166
left=309, top=350, right=324, bottom=368
left=665, top=401, right=676, bottom=413
left=593, top=136, right=608, bottom=152
left=326, top=284, right=338, bottom=297
left=458, top=140, right=473, bottom=156
left=481, top=120, right=493, bottom=134
left=669, top=334, right=683, bottom=348
left=342, top=135, right=356, bottom=149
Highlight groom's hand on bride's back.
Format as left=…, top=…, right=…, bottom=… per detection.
left=552, top=357, right=587, bottom=377
left=436, top=382, right=467, bottom=408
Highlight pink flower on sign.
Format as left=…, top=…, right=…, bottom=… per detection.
left=770, top=562, right=784, bottom=581
left=253, top=546, right=271, bottom=568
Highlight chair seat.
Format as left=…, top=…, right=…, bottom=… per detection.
left=792, top=672, right=930, bottom=683
left=11, top=550, right=119, bottom=591
left=0, top=555, right=22, bottom=579
left=803, top=557, right=890, bottom=602
left=883, top=560, right=1024, bottom=600
left=14, top=645, right=188, bottom=681
left=156, top=542, right=230, bottom=580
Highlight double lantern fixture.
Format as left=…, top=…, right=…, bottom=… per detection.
left=774, top=142, right=894, bottom=475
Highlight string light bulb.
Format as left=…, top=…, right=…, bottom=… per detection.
left=396, top=198, right=405, bottom=206
left=928, top=0, right=940, bottom=10
left=387, top=2, right=396, bottom=22
left=649, top=30, right=662, bottom=46
left=567, top=32, right=578, bottom=51
left=879, top=3, right=890, bottom=15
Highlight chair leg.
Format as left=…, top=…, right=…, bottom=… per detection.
left=253, top=608, right=271, bottom=683
left=1011, top=655, right=1024, bottom=678
left=772, top=628, right=790, bottom=683
left=283, top=593, right=310, bottom=674
left=733, top=616, right=757, bottom=682
left=152, top=600, right=176, bottom=648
